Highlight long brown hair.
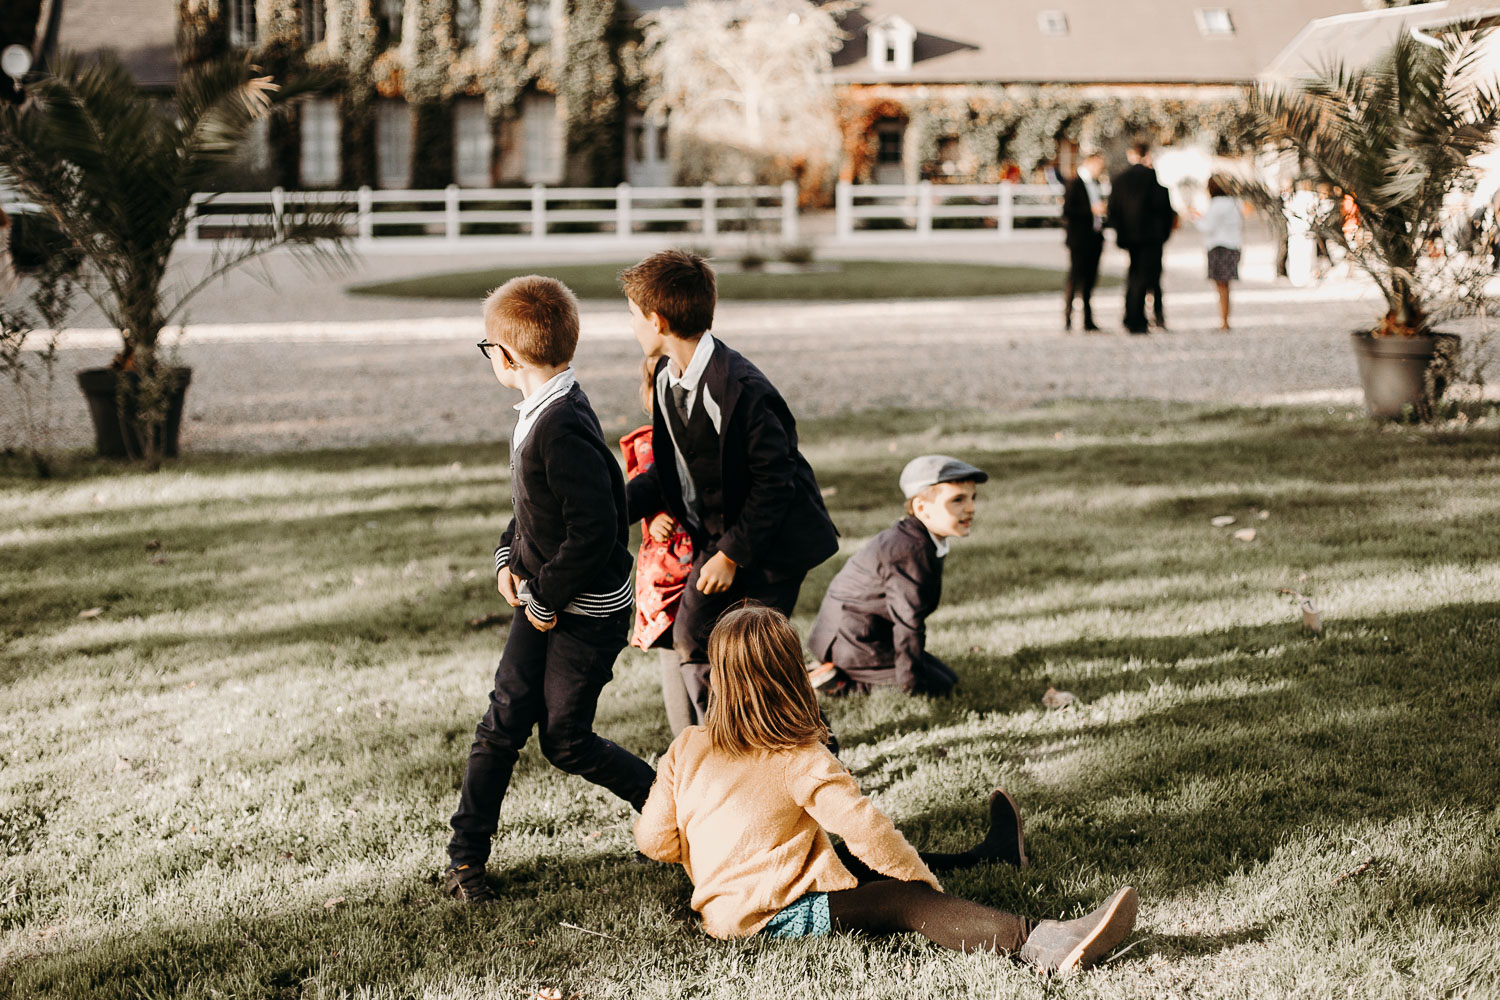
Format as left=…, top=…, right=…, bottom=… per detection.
left=705, top=605, right=827, bottom=756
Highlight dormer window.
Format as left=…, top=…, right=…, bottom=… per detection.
left=1196, top=8, right=1234, bottom=37
left=1038, top=11, right=1069, bottom=37
left=868, top=16, right=916, bottom=73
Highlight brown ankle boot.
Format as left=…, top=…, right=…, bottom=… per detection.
left=1019, top=886, right=1138, bottom=972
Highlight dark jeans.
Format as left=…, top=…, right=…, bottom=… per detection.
left=1123, top=242, right=1164, bottom=332
left=448, top=608, right=655, bottom=868
left=1065, top=232, right=1104, bottom=325
left=672, top=551, right=804, bottom=723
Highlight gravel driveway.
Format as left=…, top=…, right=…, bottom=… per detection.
left=4, top=235, right=1465, bottom=455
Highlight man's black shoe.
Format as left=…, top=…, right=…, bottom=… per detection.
left=981, top=788, right=1029, bottom=869
left=444, top=863, right=499, bottom=905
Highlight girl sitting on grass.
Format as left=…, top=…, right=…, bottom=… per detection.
left=634, top=605, right=1138, bottom=972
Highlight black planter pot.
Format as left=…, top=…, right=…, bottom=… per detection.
left=1349, top=332, right=1459, bottom=420
left=77, top=367, right=193, bottom=459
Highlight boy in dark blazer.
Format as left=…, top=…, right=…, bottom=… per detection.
left=619, top=249, right=839, bottom=722
left=806, top=455, right=988, bottom=697
left=445, top=276, right=655, bottom=904
left=1062, top=151, right=1108, bottom=332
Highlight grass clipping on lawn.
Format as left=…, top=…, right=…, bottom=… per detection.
left=2, top=401, right=1499, bottom=999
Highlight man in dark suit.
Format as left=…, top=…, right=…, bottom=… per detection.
left=1062, top=151, right=1108, bottom=331
left=1107, top=142, right=1176, bottom=334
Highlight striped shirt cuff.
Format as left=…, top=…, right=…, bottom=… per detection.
left=525, top=598, right=555, bottom=624
left=494, top=545, right=510, bottom=572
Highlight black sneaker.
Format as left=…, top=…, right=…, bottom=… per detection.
left=444, top=863, right=498, bottom=905
left=983, top=788, right=1029, bottom=869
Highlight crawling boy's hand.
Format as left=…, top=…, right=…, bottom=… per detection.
left=497, top=566, right=522, bottom=607
left=648, top=513, right=676, bottom=543
left=696, top=551, right=737, bottom=594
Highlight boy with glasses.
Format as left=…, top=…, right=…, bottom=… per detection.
left=445, top=276, right=654, bottom=904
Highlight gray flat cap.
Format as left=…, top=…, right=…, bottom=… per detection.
left=899, top=454, right=989, bottom=498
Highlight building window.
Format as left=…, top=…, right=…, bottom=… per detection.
left=867, top=17, right=915, bottom=73
left=380, top=0, right=404, bottom=43
left=302, top=0, right=327, bottom=45
left=1195, top=8, right=1234, bottom=36
left=526, top=0, right=553, bottom=44
left=454, top=0, right=482, bottom=48
left=300, top=98, right=339, bottom=187
left=227, top=0, right=258, bottom=47
left=376, top=100, right=412, bottom=189
left=876, top=122, right=903, bottom=166
left=1037, top=11, right=1068, bottom=36
left=523, top=93, right=562, bottom=184
left=453, top=99, right=492, bottom=187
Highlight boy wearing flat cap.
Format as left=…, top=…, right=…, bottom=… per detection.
left=806, top=455, right=988, bottom=697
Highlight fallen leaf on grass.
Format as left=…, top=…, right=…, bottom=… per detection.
left=149, top=554, right=169, bottom=565
left=1257, top=510, right=1271, bottom=521
left=1210, top=515, right=1237, bottom=527
left=1331, top=856, right=1376, bottom=885
left=468, top=611, right=509, bottom=630
left=819, top=485, right=838, bottom=498
left=324, top=896, right=345, bottom=910
left=78, top=607, right=104, bottom=619
left=1042, top=686, right=1077, bottom=709
left=144, top=538, right=162, bottom=550
left=1232, top=528, right=1257, bottom=543
left=1282, top=589, right=1323, bottom=634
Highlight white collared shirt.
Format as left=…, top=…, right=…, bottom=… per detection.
left=926, top=526, right=951, bottom=558
left=512, top=367, right=576, bottom=451
left=661, top=331, right=721, bottom=432
left=1079, top=165, right=1104, bottom=231
left=658, top=334, right=720, bottom=526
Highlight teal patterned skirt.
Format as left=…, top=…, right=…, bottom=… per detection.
left=761, top=892, right=832, bottom=938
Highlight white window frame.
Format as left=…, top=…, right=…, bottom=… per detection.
left=299, top=98, right=340, bottom=187
left=866, top=17, right=915, bottom=73
left=376, top=100, right=412, bottom=189
left=1195, top=8, right=1234, bottom=37
left=522, top=93, right=562, bottom=185
left=454, top=0, right=483, bottom=49
left=525, top=0, right=555, bottom=44
left=1037, top=10, right=1069, bottom=37
left=453, top=99, right=493, bottom=188
left=227, top=0, right=258, bottom=48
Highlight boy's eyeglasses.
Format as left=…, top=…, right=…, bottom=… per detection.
left=477, top=341, right=516, bottom=367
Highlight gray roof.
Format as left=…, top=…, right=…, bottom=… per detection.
left=830, top=0, right=1371, bottom=85
left=52, top=0, right=177, bottom=89
left=1262, top=0, right=1500, bottom=82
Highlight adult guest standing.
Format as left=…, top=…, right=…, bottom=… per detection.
left=1195, top=176, right=1243, bottom=331
left=1107, top=142, right=1175, bottom=334
left=1062, top=151, right=1107, bottom=332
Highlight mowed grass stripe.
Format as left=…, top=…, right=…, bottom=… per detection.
left=2, top=401, right=1498, bottom=999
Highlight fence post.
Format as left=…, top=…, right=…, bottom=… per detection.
left=916, top=180, right=933, bottom=237
left=531, top=184, right=547, bottom=241
left=616, top=182, right=632, bottom=240
left=271, top=186, right=285, bottom=237
left=185, top=194, right=203, bottom=247
left=835, top=181, right=851, bottom=239
left=780, top=180, right=798, bottom=242
left=445, top=184, right=461, bottom=241
left=702, top=182, right=717, bottom=239
left=357, top=186, right=373, bottom=245
left=998, top=181, right=1014, bottom=237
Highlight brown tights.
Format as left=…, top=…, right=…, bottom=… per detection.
left=826, top=880, right=1029, bottom=954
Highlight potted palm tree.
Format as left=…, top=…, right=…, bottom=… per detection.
left=0, top=51, right=346, bottom=468
left=1250, top=28, right=1500, bottom=419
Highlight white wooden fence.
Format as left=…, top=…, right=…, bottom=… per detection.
left=183, top=181, right=800, bottom=247
left=834, top=181, right=1064, bottom=240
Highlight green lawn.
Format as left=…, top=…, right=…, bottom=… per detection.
left=346, top=260, right=1116, bottom=301
left=3, top=402, right=1499, bottom=999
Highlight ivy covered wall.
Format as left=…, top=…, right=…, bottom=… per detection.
left=838, top=83, right=1258, bottom=186
left=178, top=0, right=628, bottom=189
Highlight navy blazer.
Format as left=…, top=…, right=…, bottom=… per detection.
left=625, top=340, right=839, bottom=578
left=495, top=383, right=633, bottom=618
